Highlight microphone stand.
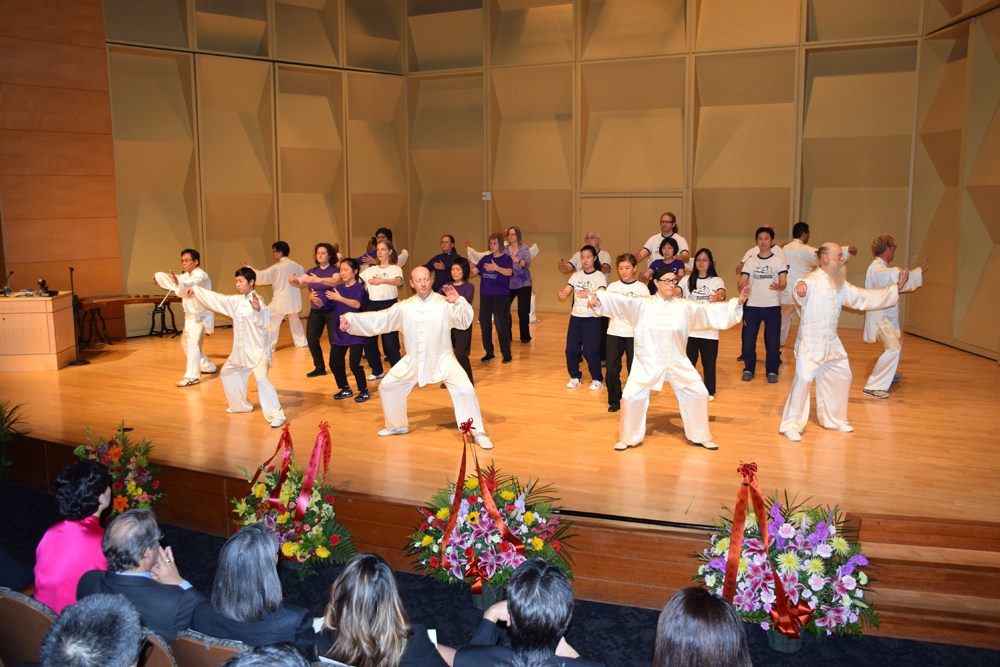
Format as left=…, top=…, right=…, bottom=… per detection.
left=68, top=266, right=90, bottom=366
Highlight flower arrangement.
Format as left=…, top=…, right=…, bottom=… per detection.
left=74, top=423, right=162, bottom=517
left=232, top=423, right=354, bottom=579
left=408, top=464, right=574, bottom=589
left=694, top=487, right=879, bottom=639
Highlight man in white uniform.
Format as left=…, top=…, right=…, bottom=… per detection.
left=862, top=235, right=929, bottom=399
left=178, top=267, right=286, bottom=428
left=340, top=266, right=494, bottom=450
left=635, top=212, right=690, bottom=266
left=164, top=249, right=216, bottom=387
left=779, top=243, right=907, bottom=442
left=247, top=241, right=306, bottom=350
left=588, top=266, right=749, bottom=452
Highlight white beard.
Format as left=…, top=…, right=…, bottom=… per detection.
left=828, top=264, right=847, bottom=289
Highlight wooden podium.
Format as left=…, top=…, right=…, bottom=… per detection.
left=0, top=291, right=76, bottom=371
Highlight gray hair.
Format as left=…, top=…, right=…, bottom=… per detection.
left=211, top=523, right=283, bottom=622
left=40, top=594, right=143, bottom=667
left=103, top=509, right=160, bottom=572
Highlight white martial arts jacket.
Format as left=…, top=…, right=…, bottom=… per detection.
left=863, top=259, right=923, bottom=343
left=175, top=268, right=214, bottom=333
left=792, top=269, right=898, bottom=363
left=593, top=292, right=743, bottom=390
left=780, top=241, right=852, bottom=306
left=344, top=293, right=474, bottom=387
left=190, top=287, right=271, bottom=368
left=249, top=257, right=305, bottom=316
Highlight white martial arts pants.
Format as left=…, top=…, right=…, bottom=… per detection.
left=529, top=292, right=539, bottom=323
left=780, top=304, right=797, bottom=347
left=864, top=321, right=901, bottom=392
left=268, top=309, right=307, bottom=350
left=378, top=358, right=486, bottom=435
left=220, top=356, right=285, bottom=424
left=181, top=318, right=216, bottom=381
left=779, top=356, right=852, bottom=434
left=619, top=376, right=712, bottom=446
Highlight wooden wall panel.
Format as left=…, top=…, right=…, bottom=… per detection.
left=0, top=84, right=113, bottom=134
left=0, top=0, right=106, bottom=49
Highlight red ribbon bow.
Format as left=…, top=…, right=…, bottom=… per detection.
left=248, top=423, right=294, bottom=513
left=248, top=422, right=333, bottom=522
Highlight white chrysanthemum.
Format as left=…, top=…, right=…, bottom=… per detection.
left=713, top=537, right=730, bottom=556
left=858, top=571, right=868, bottom=585
left=777, top=551, right=800, bottom=574
left=705, top=574, right=717, bottom=588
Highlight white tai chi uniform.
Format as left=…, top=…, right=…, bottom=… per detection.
left=592, top=291, right=743, bottom=446
left=188, top=286, right=286, bottom=425
left=250, top=256, right=307, bottom=349
left=342, top=292, right=487, bottom=436
left=778, top=270, right=898, bottom=436
left=780, top=241, right=852, bottom=346
left=174, top=268, right=217, bottom=382
left=863, top=259, right=923, bottom=392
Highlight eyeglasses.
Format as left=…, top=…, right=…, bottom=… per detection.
left=657, top=278, right=679, bottom=285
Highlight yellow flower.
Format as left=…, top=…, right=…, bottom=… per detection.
left=253, top=483, right=267, bottom=499
left=712, top=536, right=730, bottom=556
left=466, top=511, right=479, bottom=525
left=126, top=481, right=137, bottom=494
left=281, top=542, right=298, bottom=557
left=777, top=551, right=800, bottom=574
left=436, top=507, right=450, bottom=520
left=531, top=537, right=544, bottom=551
left=234, top=500, right=248, bottom=516
left=129, top=484, right=142, bottom=497
left=744, top=511, right=758, bottom=530
left=830, top=535, right=850, bottom=556
left=421, top=534, right=434, bottom=547
left=500, top=490, right=515, bottom=501
left=737, top=557, right=748, bottom=577
left=465, top=477, right=479, bottom=490
left=276, top=512, right=291, bottom=525
left=523, top=511, right=536, bottom=526
left=279, top=481, right=295, bottom=507
left=316, top=546, right=330, bottom=559
left=805, top=557, right=825, bottom=575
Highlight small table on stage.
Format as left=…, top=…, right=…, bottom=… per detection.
left=78, top=295, right=182, bottom=346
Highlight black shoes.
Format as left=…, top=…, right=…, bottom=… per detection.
left=307, top=369, right=326, bottom=377
left=608, top=404, right=620, bottom=413
left=502, top=357, right=513, bottom=364
left=481, top=354, right=495, bottom=362
left=354, top=390, right=371, bottom=403
left=333, top=387, right=353, bottom=400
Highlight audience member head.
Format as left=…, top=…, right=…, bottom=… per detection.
left=375, top=227, right=394, bottom=243
left=451, top=256, right=470, bottom=282
left=340, top=257, right=361, bottom=284
left=652, top=587, right=751, bottom=667
left=506, top=226, right=523, bottom=244
left=211, top=523, right=282, bottom=623
left=584, top=230, right=602, bottom=248
left=688, top=248, right=718, bottom=292
left=792, top=221, right=810, bottom=241
left=54, top=459, right=111, bottom=521
left=488, top=232, right=505, bottom=254
left=659, top=212, right=677, bottom=234
left=221, top=643, right=311, bottom=667
left=314, top=242, right=336, bottom=266
left=322, top=552, right=411, bottom=667
left=40, top=594, right=143, bottom=667
left=272, top=241, right=290, bottom=258
left=579, top=245, right=598, bottom=272
left=616, top=253, right=637, bottom=282
left=102, top=509, right=160, bottom=573
left=440, top=234, right=456, bottom=252
left=659, top=236, right=679, bottom=260
left=377, top=239, right=398, bottom=265
left=506, top=559, right=575, bottom=662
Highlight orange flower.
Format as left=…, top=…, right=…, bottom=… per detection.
left=113, top=495, right=129, bottom=513
left=107, top=445, right=124, bottom=463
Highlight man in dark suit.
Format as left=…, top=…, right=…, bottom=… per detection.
left=77, top=509, right=204, bottom=640
left=455, top=559, right=605, bottom=667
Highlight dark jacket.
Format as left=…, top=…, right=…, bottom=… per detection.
left=192, top=601, right=316, bottom=660
left=77, top=570, right=204, bottom=640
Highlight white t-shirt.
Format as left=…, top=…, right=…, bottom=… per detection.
left=741, top=253, right=787, bottom=308
left=682, top=275, right=727, bottom=341
left=643, top=233, right=689, bottom=264
left=568, top=249, right=611, bottom=271
left=360, top=264, right=403, bottom=301
left=740, top=244, right=786, bottom=269
left=604, top=279, right=648, bottom=337
left=568, top=269, right=608, bottom=318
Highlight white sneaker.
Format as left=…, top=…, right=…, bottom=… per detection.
left=698, top=441, right=719, bottom=450
left=475, top=433, right=493, bottom=450
left=201, top=365, right=217, bottom=374
left=782, top=430, right=802, bottom=442
left=863, top=388, right=890, bottom=399
left=614, top=441, right=629, bottom=451
left=708, top=395, right=715, bottom=402
left=269, top=418, right=286, bottom=428
left=828, top=424, right=854, bottom=433
left=589, top=380, right=603, bottom=391
left=175, top=378, right=199, bottom=387
left=378, top=426, right=409, bottom=437
left=566, top=378, right=581, bottom=388
left=367, top=373, right=384, bottom=381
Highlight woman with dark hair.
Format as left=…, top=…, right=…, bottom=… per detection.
left=192, top=524, right=315, bottom=659
left=682, top=248, right=727, bottom=400
left=317, top=552, right=452, bottom=667
left=326, top=257, right=370, bottom=402
left=652, top=587, right=751, bottom=667
left=34, top=459, right=111, bottom=613
left=291, top=242, right=339, bottom=378
left=558, top=245, right=608, bottom=390
left=360, top=239, right=404, bottom=380
left=471, top=233, right=514, bottom=363
left=642, top=236, right=686, bottom=294
left=442, top=257, right=475, bottom=384
left=505, top=226, right=533, bottom=343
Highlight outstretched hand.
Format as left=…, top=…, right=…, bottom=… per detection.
left=919, top=257, right=930, bottom=273
left=442, top=284, right=459, bottom=303
left=250, top=292, right=260, bottom=311
left=795, top=281, right=807, bottom=299
left=168, top=270, right=179, bottom=286
left=738, top=284, right=751, bottom=305
left=339, top=316, right=351, bottom=332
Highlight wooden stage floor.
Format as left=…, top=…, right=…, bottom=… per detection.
left=4, top=314, right=998, bottom=529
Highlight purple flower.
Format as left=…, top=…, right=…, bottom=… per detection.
left=733, top=587, right=760, bottom=613
left=478, top=545, right=501, bottom=579
left=708, top=557, right=726, bottom=570
left=838, top=554, right=869, bottom=577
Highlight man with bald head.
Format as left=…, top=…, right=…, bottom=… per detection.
left=340, top=266, right=493, bottom=449
left=778, top=243, right=908, bottom=442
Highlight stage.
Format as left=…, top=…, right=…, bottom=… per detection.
left=3, top=314, right=999, bottom=646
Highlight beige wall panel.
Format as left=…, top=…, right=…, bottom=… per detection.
left=580, top=0, right=685, bottom=60
left=804, top=63, right=917, bottom=139
left=0, top=175, right=118, bottom=220
left=0, top=130, right=115, bottom=176
left=695, top=51, right=796, bottom=107
left=926, top=0, right=966, bottom=32
left=908, top=188, right=960, bottom=338
left=0, top=0, right=106, bottom=48
left=344, top=0, right=404, bottom=73
left=580, top=197, right=629, bottom=249
left=0, top=38, right=109, bottom=91
left=802, top=136, right=913, bottom=187
left=195, top=0, right=269, bottom=57
left=409, top=8, right=483, bottom=71
left=104, top=0, right=189, bottom=48
left=275, top=0, right=340, bottom=66
left=346, top=122, right=407, bottom=193
left=694, top=0, right=799, bottom=51
left=490, top=0, right=573, bottom=66
left=692, top=189, right=791, bottom=273
left=693, top=106, right=795, bottom=187
left=493, top=118, right=572, bottom=188
left=630, top=197, right=685, bottom=245
left=801, top=187, right=911, bottom=255
left=955, top=247, right=1000, bottom=352
left=807, top=0, right=922, bottom=43
left=0, top=84, right=113, bottom=134
left=349, top=192, right=406, bottom=253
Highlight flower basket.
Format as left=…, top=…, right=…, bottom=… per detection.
left=74, top=422, right=162, bottom=517
left=233, top=421, right=354, bottom=579
left=694, top=463, right=879, bottom=641
left=408, top=419, right=574, bottom=593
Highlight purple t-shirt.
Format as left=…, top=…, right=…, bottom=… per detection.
left=331, top=281, right=367, bottom=346
left=440, top=281, right=475, bottom=308
left=476, top=253, right=513, bottom=296
left=507, top=245, right=532, bottom=290
left=306, top=264, right=338, bottom=310
left=650, top=258, right=686, bottom=274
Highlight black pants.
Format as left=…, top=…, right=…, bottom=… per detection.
left=451, top=326, right=473, bottom=384
left=306, top=308, right=337, bottom=372
left=363, top=298, right=401, bottom=375
left=742, top=305, right=781, bottom=376
left=509, top=285, right=532, bottom=342
left=686, top=336, right=719, bottom=396
left=480, top=293, right=512, bottom=360
left=606, top=334, right=634, bottom=406
left=566, top=316, right=603, bottom=382
left=332, top=343, right=366, bottom=392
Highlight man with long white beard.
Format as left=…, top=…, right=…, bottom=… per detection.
left=779, top=243, right=908, bottom=442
